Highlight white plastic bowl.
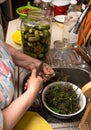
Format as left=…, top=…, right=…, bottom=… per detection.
left=42, top=81, right=86, bottom=119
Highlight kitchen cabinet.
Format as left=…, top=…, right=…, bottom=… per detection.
left=2, top=0, right=34, bottom=19
left=0, top=0, right=7, bottom=25
left=2, top=0, right=27, bottom=19
left=1, top=0, right=13, bottom=19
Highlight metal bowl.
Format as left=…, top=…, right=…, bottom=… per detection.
left=42, top=81, right=86, bottom=119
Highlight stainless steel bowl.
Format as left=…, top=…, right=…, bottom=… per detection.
left=42, top=81, right=86, bottom=119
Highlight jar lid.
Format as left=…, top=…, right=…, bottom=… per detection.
left=52, top=0, right=70, bottom=6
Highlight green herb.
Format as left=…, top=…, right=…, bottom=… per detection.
left=45, top=83, right=80, bottom=115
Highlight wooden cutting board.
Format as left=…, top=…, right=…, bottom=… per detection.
left=13, top=111, right=53, bottom=130
left=79, top=81, right=91, bottom=130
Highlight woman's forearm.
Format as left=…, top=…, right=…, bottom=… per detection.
left=5, top=43, right=55, bottom=80
left=3, top=69, right=43, bottom=130
left=5, top=43, right=41, bottom=70
left=3, top=90, right=38, bottom=130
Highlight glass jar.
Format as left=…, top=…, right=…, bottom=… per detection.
left=21, top=10, right=51, bottom=61
left=40, top=0, right=52, bottom=18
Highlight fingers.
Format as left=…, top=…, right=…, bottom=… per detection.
left=39, top=63, right=55, bottom=81
left=24, top=68, right=43, bottom=90
left=31, top=69, right=43, bottom=81
left=31, top=68, right=36, bottom=77
left=24, top=79, right=29, bottom=90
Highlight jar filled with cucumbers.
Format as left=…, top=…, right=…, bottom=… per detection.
left=21, top=10, right=51, bottom=61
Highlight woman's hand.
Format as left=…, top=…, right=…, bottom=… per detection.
left=24, top=69, right=43, bottom=92
left=41, top=63, right=55, bottom=81
left=28, top=62, right=55, bottom=82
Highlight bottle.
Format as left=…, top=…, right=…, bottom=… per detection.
left=62, top=0, right=80, bottom=46
left=40, top=0, right=52, bottom=19
left=0, top=24, right=4, bottom=42
left=21, top=10, right=51, bottom=61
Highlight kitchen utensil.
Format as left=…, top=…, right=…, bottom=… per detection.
left=36, top=62, right=44, bottom=77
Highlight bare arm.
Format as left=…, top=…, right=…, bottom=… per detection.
left=3, top=69, right=43, bottom=130
left=5, top=43, right=55, bottom=79
left=5, top=43, right=41, bottom=70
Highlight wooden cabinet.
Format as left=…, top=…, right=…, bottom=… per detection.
left=1, top=0, right=13, bottom=19
left=0, top=0, right=7, bottom=25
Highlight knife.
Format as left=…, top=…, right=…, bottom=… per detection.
left=36, top=62, right=44, bottom=77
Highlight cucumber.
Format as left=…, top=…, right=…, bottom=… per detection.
left=35, top=24, right=50, bottom=30
left=28, top=36, right=40, bottom=42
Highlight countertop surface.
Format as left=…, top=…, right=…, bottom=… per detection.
left=5, top=18, right=63, bottom=50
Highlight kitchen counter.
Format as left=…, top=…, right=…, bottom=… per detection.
left=5, top=18, right=63, bottom=49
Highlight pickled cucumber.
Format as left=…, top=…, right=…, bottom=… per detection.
left=21, top=23, right=51, bottom=61
left=28, top=36, right=40, bottom=42
left=35, top=24, right=50, bottom=30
